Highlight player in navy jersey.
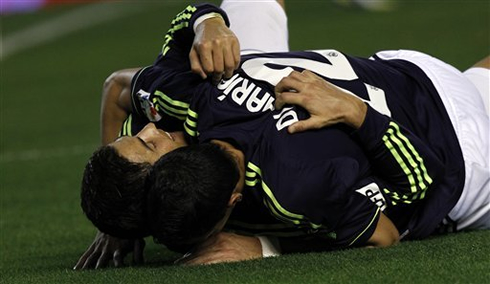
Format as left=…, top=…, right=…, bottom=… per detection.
left=76, top=0, right=289, bottom=269
left=77, top=1, right=489, bottom=267
left=146, top=51, right=488, bottom=262
left=143, top=46, right=475, bottom=253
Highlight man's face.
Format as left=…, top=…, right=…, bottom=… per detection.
left=111, top=123, right=188, bottom=164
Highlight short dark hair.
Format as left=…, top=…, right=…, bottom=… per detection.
left=81, top=145, right=151, bottom=238
left=147, top=143, right=239, bottom=253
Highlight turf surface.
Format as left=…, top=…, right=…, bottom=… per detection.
left=1, top=0, right=489, bottom=283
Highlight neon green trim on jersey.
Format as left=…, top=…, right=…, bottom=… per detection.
left=264, top=198, right=300, bottom=225
left=186, top=108, right=198, bottom=120
left=152, top=95, right=188, bottom=121
left=154, top=90, right=190, bottom=109
left=245, top=168, right=260, bottom=186
left=126, top=114, right=132, bottom=136
left=390, top=122, right=433, bottom=185
left=348, top=207, right=380, bottom=246
left=161, top=5, right=196, bottom=55
left=184, top=109, right=198, bottom=133
left=120, top=114, right=133, bottom=136
left=386, top=127, right=427, bottom=192
left=247, top=162, right=303, bottom=221
left=382, top=121, right=432, bottom=201
left=161, top=22, right=189, bottom=56
left=247, top=162, right=325, bottom=230
left=247, top=162, right=262, bottom=176
left=184, top=122, right=196, bottom=137
left=382, top=136, right=417, bottom=192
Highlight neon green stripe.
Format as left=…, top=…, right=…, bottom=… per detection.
left=382, top=136, right=417, bottom=193
left=153, top=102, right=187, bottom=119
left=184, top=123, right=196, bottom=137
left=390, top=122, right=433, bottom=185
left=160, top=107, right=187, bottom=121
left=348, top=207, right=380, bottom=246
left=162, top=5, right=196, bottom=55
left=187, top=108, right=198, bottom=119
left=248, top=162, right=324, bottom=230
left=386, top=128, right=426, bottom=192
left=154, top=91, right=190, bottom=109
left=248, top=162, right=304, bottom=221
left=126, top=114, right=132, bottom=135
left=185, top=117, right=197, bottom=128
left=265, top=198, right=300, bottom=225
left=120, top=114, right=133, bottom=136
left=120, top=119, right=127, bottom=136
left=168, top=22, right=188, bottom=34
left=245, top=179, right=259, bottom=187
left=171, top=12, right=192, bottom=24
left=161, top=22, right=189, bottom=55
left=261, top=183, right=302, bottom=220
left=246, top=171, right=256, bottom=178
left=247, top=162, right=262, bottom=176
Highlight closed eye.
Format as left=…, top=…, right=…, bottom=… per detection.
left=136, top=137, right=154, bottom=151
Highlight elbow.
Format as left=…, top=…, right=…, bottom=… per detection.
left=102, top=71, right=121, bottom=99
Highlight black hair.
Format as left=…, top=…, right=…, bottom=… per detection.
left=147, top=143, right=240, bottom=253
left=81, top=145, right=151, bottom=238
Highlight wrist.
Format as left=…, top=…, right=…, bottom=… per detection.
left=345, top=97, right=367, bottom=129
left=193, top=12, right=225, bottom=33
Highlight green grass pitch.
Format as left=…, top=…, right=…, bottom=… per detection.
left=1, top=0, right=489, bottom=283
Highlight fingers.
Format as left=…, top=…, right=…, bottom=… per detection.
left=113, top=249, right=125, bottom=268
left=287, top=119, right=322, bottom=134
left=95, top=243, right=112, bottom=269
left=73, top=242, right=96, bottom=270
left=275, top=71, right=305, bottom=110
left=190, top=48, right=207, bottom=79
left=81, top=243, right=103, bottom=269
left=191, top=46, right=237, bottom=85
left=190, top=40, right=240, bottom=84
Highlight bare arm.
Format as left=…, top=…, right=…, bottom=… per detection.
left=100, top=68, right=139, bottom=145
left=179, top=212, right=398, bottom=266
left=366, top=212, right=399, bottom=247
left=178, top=232, right=262, bottom=265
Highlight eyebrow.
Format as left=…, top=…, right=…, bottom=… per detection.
left=136, top=137, right=153, bottom=151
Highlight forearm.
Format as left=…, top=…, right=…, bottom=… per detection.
left=100, top=69, right=138, bottom=145
left=351, top=105, right=445, bottom=203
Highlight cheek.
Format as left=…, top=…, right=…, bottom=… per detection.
left=156, top=147, right=175, bottom=159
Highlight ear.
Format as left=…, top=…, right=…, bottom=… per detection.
left=228, top=192, right=243, bottom=207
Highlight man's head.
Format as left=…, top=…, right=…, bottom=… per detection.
left=147, top=141, right=244, bottom=253
left=80, top=123, right=187, bottom=238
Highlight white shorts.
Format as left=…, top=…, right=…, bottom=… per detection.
left=220, top=0, right=289, bottom=54
left=464, top=67, right=490, bottom=116
left=375, top=50, right=490, bottom=231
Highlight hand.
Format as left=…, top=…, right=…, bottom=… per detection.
left=73, top=230, right=145, bottom=270
left=275, top=70, right=367, bottom=133
left=190, top=17, right=241, bottom=84
left=176, top=232, right=262, bottom=265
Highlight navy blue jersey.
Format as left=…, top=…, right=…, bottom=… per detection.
left=126, top=4, right=464, bottom=246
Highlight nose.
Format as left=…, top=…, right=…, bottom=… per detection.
left=137, top=123, right=158, bottom=141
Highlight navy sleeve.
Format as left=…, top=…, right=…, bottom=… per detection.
left=351, top=105, right=445, bottom=207
left=128, top=3, right=230, bottom=134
